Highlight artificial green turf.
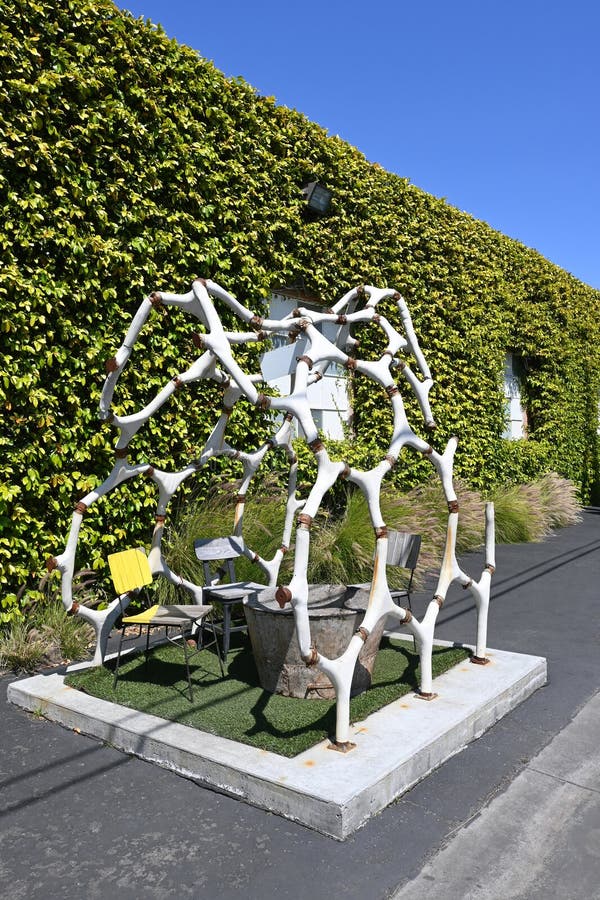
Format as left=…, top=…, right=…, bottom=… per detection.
left=65, top=638, right=470, bottom=757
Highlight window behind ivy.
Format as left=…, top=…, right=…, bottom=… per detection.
left=503, top=353, right=527, bottom=439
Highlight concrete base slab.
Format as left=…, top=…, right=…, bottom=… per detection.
left=7, top=638, right=546, bottom=840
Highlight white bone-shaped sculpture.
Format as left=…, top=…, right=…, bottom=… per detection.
left=48, top=278, right=495, bottom=750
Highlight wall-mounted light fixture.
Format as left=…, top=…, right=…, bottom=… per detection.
left=301, top=181, right=332, bottom=215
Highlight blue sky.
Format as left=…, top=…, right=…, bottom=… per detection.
left=114, top=0, right=600, bottom=290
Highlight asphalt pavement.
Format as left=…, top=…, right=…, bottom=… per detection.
left=1, top=509, right=599, bottom=899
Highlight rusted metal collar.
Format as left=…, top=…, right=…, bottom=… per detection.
left=275, top=586, right=292, bottom=608
left=374, top=526, right=388, bottom=539
left=308, top=438, right=324, bottom=454
left=327, top=740, right=356, bottom=753
left=149, top=291, right=163, bottom=309
left=434, top=594, right=444, bottom=608
left=355, top=626, right=370, bottom=642
left=255, top=393, right=271, bottom=411
left=297, top=513, right=313, bottom=530
left=447, top=499, right=459, bottom=513
left=115, top=445, right=129, bottom=458
left=303, top=646, right=319, bottom=667
left=74, top=501, right=88, bottom=515
left=296, top=354, right=313, bottom=369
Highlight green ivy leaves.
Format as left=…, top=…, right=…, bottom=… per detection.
left=1, top=0, right=599, bottom=623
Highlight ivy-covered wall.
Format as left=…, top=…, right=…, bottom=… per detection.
left=2, top=0, right=599, bottom=618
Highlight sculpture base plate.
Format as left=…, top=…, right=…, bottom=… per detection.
left=7, top=636, right=546, bottom=841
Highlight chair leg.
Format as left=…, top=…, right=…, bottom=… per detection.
left=112, top=625, right=126, bottom=690
left=144, top=624, right=151, bottom=664
left=222, top=604, right=232, bottom=660
left=209, top=619, right=225, bottom=677
left=406, top=591, right=417, bottom=651
left=192, top=613, right=225, bottom=677
left=180, top=625, right=194, bottom=702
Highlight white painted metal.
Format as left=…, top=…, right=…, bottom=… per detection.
left=50, top=277, right=496, bottom=746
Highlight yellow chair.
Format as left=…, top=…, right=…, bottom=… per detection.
left=109, top=549, right=224, bottom=701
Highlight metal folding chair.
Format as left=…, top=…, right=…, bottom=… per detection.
left=386, top=531, right=421, bottom=611
left=109, top=548, right=224, bottom=701
left=193, top=536, right=267, bottom=662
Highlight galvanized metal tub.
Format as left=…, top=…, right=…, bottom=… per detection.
left=244, top=584, right=385, bottom=699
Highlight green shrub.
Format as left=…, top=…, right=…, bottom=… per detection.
left=1, top=0, right=598, bottom=627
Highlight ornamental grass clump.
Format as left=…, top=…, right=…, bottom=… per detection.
left=0, top=603, right=94, bottom=674
left=493, top=482, right=548, bottom=544
left=153, top=472, right=580, bottom=601
left=307, top=490, right=375, bottom=586
left=537, top=472, right=582, bottom=529
left=155, top=479, right=289, bottom=604
left=37, top=603, right=95, bottom=663
left=0, top=568, right=98, bottom=673
left=0, top=620, right=48, bottom=674
left=1, top=471, right=578, bottom=673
